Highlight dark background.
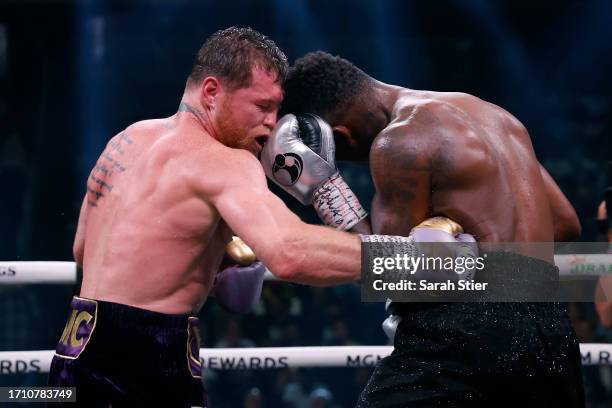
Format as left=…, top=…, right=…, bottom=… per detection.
left=0, top=0, right=611, bottom=406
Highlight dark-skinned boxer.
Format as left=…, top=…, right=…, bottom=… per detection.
left=261, top=51, right=584, bottom=407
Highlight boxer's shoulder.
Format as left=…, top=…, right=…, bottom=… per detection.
left=197, top=144, right=262, bottom=177
left=370, top=110, right=441, bottom=171
left=387, top=97, right=466, bottom=137
left=99, top=118, right=173, bottom=155
left=123, top=118, right=170, bottom=137
left=188, top=144, right=266, bottom=199
left=436, top=91, right=528, bottom=132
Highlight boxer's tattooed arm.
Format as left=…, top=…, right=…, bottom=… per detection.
left=369, top=118, right=441, bottom=235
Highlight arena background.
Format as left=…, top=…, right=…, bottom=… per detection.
left=0, top=0, right=611, bottom=406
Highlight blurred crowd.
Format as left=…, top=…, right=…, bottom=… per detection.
left=201, top=283, right=385, bottom=408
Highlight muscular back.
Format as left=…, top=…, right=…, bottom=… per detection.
left=77, top=116, right=232, bottom=314
left=370, top=90, right=554, bottom=243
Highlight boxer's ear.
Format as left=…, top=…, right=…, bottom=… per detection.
left=200, top=76, right=220, bottom=107
left=332, top=125, right=357, bottom=147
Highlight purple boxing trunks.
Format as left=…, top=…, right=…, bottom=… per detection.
left=48, top=296, right=208, bottom=407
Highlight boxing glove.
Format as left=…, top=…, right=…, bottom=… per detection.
left=260, top=113, right=367, bottom=230
left=213, top=261, right=267, bottom=314
left=360, top=216, right=478, bottom=283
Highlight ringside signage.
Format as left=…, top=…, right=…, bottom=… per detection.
left=1, top=346, right=610, bottom=374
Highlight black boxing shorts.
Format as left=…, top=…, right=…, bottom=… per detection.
left=357, top=253, right=585, bottom=408
left=48, top=296, right=208, bottom=407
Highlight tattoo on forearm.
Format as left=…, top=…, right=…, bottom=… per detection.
left=86, top=131, right=135, bottom=207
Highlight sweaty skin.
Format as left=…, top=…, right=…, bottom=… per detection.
left=75, top=68, right=362, bottom=315
left=365, top=88, right=580, bottom=255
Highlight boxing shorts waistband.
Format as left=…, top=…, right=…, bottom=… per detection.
left=82, top=296, right=194, bottom=330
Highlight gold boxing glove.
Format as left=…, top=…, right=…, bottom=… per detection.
left=414, top=216, right=464, bottom=236
left=225, top=236, right=257, bottom=266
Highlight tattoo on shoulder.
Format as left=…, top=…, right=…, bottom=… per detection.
left=86, top=131, right=135, bottom=207
left=86, top=185, right=104, bottom=200
left=372, top=105, right=457, bottom=200
left=119, top=132, right=134, bottom=145
left=102, top=153, right=127, bottom=173
left=109, top=140, right=125, bottom=155
left=89, top=173, right=113, bottom=192
left=374, top=104, right=456, bottom=174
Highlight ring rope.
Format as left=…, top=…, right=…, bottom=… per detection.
left=0, top=262, right=77, bottom=284
left=1, top=255, right=612, bottom=284
left=0, top=344, right=610, bottom=375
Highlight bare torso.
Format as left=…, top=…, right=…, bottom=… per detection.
left=78, top=115, right=232, bottom=314
left=371, top=89, right=554, bottom=247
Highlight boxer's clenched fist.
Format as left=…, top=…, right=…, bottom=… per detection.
left=212, top=237, right=265, bottom=314
left=226, top=236, right=257, bottom=265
